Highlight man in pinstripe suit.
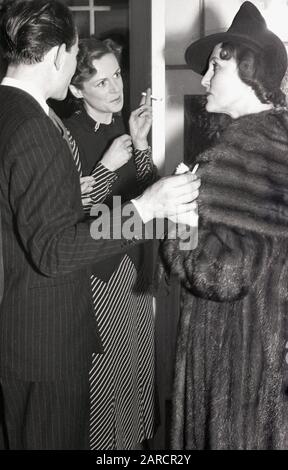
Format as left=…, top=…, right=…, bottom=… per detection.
left=0, top=0, right=200, bottom=450
left=0, top=210, right=3, bottom=305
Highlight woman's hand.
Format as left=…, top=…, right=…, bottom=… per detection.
left=129, top=87, right=152, bottom=150
left=100, top=134, right=133, bottom=172
left=80, top=176, right=95, bottom=206
left=80, top=176, right=95, bottom=195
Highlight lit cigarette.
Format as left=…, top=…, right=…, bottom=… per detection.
left=191, top=163, right=199, bottom=174
left=141, top=92, right=163, bottom=101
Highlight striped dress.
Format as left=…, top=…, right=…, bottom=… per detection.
left=65, top=111, right=157, bottom=450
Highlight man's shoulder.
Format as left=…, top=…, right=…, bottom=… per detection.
left=0, top=85, right=50, bottom=145
left=0, top=85, right=45, bottom=123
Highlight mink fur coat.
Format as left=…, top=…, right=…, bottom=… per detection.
left=161, top=109, right=288, bottom=450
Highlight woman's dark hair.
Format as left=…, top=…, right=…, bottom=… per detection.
left=0, top=0, right=77, bottom=65
left=71, top=37, right=122, bottom=90
left=220, top=41, right=286, bottom=108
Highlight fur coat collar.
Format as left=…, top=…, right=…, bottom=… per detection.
left=197, top=108, right=288, bottom=237
left=161, top=108, right=288, bottom=300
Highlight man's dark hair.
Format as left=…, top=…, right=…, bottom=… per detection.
left=220, top=41, right=286, bottom=109
left=0, top=0, right=77, bottom=65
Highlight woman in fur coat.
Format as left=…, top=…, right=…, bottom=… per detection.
left=161, top=2, right=288, bottom=449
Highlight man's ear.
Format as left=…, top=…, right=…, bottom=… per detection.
left=54, top=43, right=66, bottom=71
left=69, top=84, right=83, bottom=99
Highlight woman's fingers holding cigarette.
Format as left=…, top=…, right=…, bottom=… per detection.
left=142, top=92, right=162, bottom=102
left=132, top=105, right=152, bottom=119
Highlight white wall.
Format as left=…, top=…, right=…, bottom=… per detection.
left=165, top=0, right=202, bottom=65
left=165, top=0, right=204, bottom=175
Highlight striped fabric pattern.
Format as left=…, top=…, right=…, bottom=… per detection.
left=89, top=255, right=155, bottom=450
left=0, top=375, right=90, bottom=449
left=67, top=128, right=118, bottom=212
left=90, top=163, right=118, bottom=203
left=0, top=209, right=3, bottom=304
left=83, top=163, right=118, bottom=214
left=67, top=126, right=156, bottom=450
left=66, top=128, right=82, bottom=175
left=134, top=146, right=158, bottom=189
left=0, top=88, right=124, bottom=381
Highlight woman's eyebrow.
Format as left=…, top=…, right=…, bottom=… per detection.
left=94, top=67, right=121, bottom=82
left=95, top=77, right=105, bottom=81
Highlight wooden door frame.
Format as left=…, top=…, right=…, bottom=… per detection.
left=129, top=0, right=166, bottom=172
left=129, top=0, right=151, bottom=111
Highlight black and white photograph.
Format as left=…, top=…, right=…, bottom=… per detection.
left=1, top=0, right=288, bottom=455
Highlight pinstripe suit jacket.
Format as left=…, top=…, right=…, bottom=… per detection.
left=0, top=86, right=146, bottom=381
left=0, top=209, right=3, bottom=304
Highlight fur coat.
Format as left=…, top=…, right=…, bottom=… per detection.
left=161, top=109, right=288, bottom=449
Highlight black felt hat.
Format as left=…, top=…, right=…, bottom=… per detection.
left=185, top=1, right=287, bottom=87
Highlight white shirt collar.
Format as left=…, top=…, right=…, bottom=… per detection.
left=1, top=77, right=49, bottom=115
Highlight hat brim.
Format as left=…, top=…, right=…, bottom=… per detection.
left=185, top=32, right=261, bottom=75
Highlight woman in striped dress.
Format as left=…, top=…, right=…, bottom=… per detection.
left=64, top=38, right=157, bottom=450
